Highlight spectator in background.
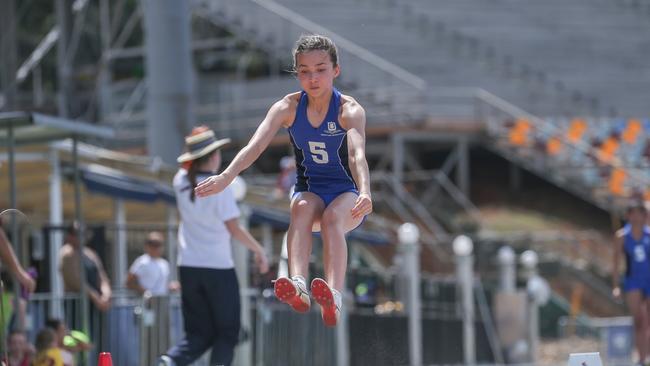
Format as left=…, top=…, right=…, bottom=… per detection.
left=32, top=328, right=63, bottom=366
left=612, top=203, right=650, bottom=364
left=58, top=222, right=112, bottom=312
left=126, top=231, right=179, bottom=296
left=58, top=222, right=111, bottom=360
left=4, top=330, right=33, bottom=366
left=45, top=318, right=76, bottom=366
left=271, top=155, right=297, bottom=201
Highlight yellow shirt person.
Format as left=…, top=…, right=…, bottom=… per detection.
left=32, top=328, right=64, bottom=366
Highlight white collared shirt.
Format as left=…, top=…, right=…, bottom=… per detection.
left=173, top=169, right=240, bottom=269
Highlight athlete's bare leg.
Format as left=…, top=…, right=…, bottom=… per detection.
left=287, top=192, right=325, bottom=280
left=627, top=290, right=648, bottom=362
left=319, top=192, right=363, bottom=291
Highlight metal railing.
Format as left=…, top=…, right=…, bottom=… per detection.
left=16, top=275, right=499, bottom=366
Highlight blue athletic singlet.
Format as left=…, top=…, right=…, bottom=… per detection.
left=288, top=88, right=358, bottom=206
left=622, top=224, right=650, bottom=294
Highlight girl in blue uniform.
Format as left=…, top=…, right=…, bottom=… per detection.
left=195, top=34, right=372, bottom=327
left=613, top=203, right=650, bottom=364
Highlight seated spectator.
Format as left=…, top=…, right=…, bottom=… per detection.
left=45, top=318, right=79, bottom=366
left=4, top=330, right=33, bottom=366
left=32, top=328, right=63, bottom=366
left=126, top=231, right=179, bottom=296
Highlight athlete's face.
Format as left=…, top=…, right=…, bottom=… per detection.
left=295, top=50, right=339, bottom=97
left=628, top=208, right=647, bottom=227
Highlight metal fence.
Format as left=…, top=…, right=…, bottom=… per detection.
left=16, top=283, right=497, bottom=366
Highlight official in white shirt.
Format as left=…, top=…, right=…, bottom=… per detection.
left=159, top=126, right=269, bottom=366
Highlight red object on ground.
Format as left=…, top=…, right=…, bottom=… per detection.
left=98, top=352, right=113, bottom=366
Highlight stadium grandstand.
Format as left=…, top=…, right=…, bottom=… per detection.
left=1, top=0, right=649, bottom=365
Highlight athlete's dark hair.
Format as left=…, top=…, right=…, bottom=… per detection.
left=627, top=202, right=647, bottom=215
left=187, top=151, right=217, bottom=203
left=292, top=34, right=339, bottom=72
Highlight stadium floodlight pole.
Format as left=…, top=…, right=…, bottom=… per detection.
left=398, top=223, right=421, bottom=366
left=454, top=235, right=475, bottom=366
left=497, top=246, right=516, bottom=293
left=231, top=176, right=252, bottom=366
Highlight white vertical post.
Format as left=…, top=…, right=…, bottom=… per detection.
left=399, top=223, right=421, bottom=366
left=231, top=177, right=251, bottom=366
left=113, top=198, right=127, bottom=288
left=454, top=235, right=475, bottom=365
left=336, top=292, right=350, bottom=366
left=261, top=224, right=273, bottom=260
left=497, top=246, right=516, bottom=293
left=48, top=147, right=64, bottom=318
left=278, top=232, right=289, bottom=279
left=521, top=250, right=542, bottom=364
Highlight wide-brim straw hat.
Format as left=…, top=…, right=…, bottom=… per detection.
left=177, top=129, right=231, bottom=163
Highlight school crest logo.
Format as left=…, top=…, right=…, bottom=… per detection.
left=321, top=121, right=344, bottom=137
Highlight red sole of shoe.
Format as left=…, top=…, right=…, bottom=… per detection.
left=311, top=278, right=337, bottom=327
left=274, top=277, right=310, bottom=313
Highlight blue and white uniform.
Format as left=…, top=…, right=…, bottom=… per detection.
left=622, top=224, right=650, bottom=295
left=288, top=88, right=358, bottom=207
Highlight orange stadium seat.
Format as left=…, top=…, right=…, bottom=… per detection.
left=598, top=136, right=619, bottom=163
left=567, top=118, right=587, bottom=143
left=622, top=118, right=642, bottom=145
left=509, top=118, right=531, bottom=146
left=546, top=136, right=562, bottom=155
left=608, top=168, right=626, bottom=196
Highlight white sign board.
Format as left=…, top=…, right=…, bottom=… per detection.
left=568, top=352, right=603, bottom=366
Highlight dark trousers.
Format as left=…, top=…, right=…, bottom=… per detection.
left=167, top=267, right=241, bottom=366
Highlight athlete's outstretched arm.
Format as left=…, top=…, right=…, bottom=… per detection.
left=342, top=101, right=372, bottom=220
left=0, top=230, right=35, bottom=292
left=196, top=98, right=292, bottom=197
left=612, top=231, right=624, bottom=298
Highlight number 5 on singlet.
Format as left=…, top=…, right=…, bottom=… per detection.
left=308, top=141, right=329, bottom=164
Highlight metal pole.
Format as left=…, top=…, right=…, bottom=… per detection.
left=336, top=292, right=350, bottom=366
left=55, top=0, right=72, bottom=117
left=497, top=246, right=516, bottom=293
left=49, top=147, right=64, bottom=318
left=7, top=123, right=23, bottom=332
left=0, top=0, right=17, bottom=110
left=399, top=223, right=421, bottom=366
left=98, top=0, right=113, bottom=121
left=454, top=235, right=475, bottom=365
left=113, top=198, right=126, bottom=287
left=233, top=203, right=252, bottom=366
left=278, top=232, right=289, bottom=279
left=141, top=0, right=195, bottom=165
left=261, top=224, right=273, bottom=260
left=456, top=138, right=470, bottom=197
left=392, top=133, right=405, bottom=200
left=72, top=137, right=90, bottom=366
left=521, top=250, right=539, bottom=364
